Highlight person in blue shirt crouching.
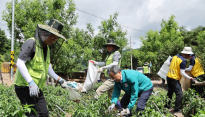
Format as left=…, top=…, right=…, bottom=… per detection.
left=107, top=65, right=153, bottom=116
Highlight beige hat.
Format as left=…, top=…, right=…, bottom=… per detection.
left=180, top=47, right=193, bottom=54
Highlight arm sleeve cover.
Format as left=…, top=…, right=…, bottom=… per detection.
left=16, top=58, right=33, bottom=83
left=102, top=61, right=118, bottom=69
left=180, top=69, right=192, bottom=79
left=185, top=65, right=193, bottom=71
left=48, top=64, right=60, bottom=81
left=97, top=62, right=106, bottom=67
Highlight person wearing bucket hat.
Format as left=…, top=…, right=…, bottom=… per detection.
left=185, top=54, right=205, bottom=97
left=165, top=47, right=196, bottom=113
left=89, top=39, right=121, bottom=99
left=14, top=19, right=66, bottom=117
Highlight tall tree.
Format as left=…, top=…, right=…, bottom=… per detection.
left=93, top=13, right=128, bottom=63
left=137, top=15, right=184, bottom=74
left=0, top=28, right=10, bottom=55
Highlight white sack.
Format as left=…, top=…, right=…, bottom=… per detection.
left=82, top=61, right=101, bottom=92
left=157, top=56, right=172, bottom=80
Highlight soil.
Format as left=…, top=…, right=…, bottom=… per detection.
left=0, top=73, right=15, bottom=86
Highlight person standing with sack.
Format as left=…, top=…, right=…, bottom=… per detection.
left=165, top=47, right=196, bottom=113
left=14, top=19, right=66, bottom=117
left=89, top=39, right=121, bottom=99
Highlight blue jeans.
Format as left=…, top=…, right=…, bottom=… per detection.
left=117, top=87, right=153, bottom=116
left=166, top=77, right=183, bottom=111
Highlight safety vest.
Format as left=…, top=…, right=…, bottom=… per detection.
left=167, top=55, right=185, bottom=81
left=143, top=66, right=149, bottom=73
left=191, top=58, right=204, bottom=77
left=104, top=51, right=121, bottom=77
left=14, top=38, right=50, bottom=89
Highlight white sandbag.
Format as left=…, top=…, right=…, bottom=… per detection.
left=157, top=56, right=172, bottom=80
left=82, top=61, right=100, bottom=92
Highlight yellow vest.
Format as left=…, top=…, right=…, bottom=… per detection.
left=14, top=38, right=50, bottom=89
left=143, top=66, right=149, bottom=73
left=167, top=55, right=185, bottom=80
left=191, top=58, right=204, bottom=77
left=104, top=51, right=121, bottom=77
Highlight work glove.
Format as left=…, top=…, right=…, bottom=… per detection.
left=58, top=78, right=66, bottom=85
left=108, top=103, right=115, bottom=113
left=191, top=78, right=196, bottom=83
left=29, top=80, right=39, bottom=98
left=120, top=108, right=130, bottom=116
left=89, top=60, right=98, bottom=65
left=97, top=67, right=104, bottom=73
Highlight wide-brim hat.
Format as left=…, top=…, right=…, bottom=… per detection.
left=144, top=62, right=149, bottom=66
left=103, top=39, right=120, bottom=50
left=180, top=47, right=193, bottom=54
left=38, top=19, right=66, bottom=41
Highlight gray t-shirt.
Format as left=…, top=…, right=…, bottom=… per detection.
left=18, top=39, right=47, bottom=61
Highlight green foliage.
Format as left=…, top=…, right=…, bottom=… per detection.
left=135, top=15, right=184, bottom=74
left=93, top=13, right=128, bottom=62
left=0, top=82, right=205, bottom=116
left=0, top=28, right=10, bottom=55
left=182, top=89, right=205, bottom=117
left=2, top=1, right=128, bottom=72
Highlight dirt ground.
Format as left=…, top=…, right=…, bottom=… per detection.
left=1, top=74, right=184, bottom=117
left=0, top=73, right=15, bottom=86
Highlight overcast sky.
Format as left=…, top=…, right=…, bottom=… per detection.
left=1, top=0, right=205, bottom=49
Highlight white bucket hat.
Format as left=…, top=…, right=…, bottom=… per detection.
left=180, top=47, right=193, bottom=54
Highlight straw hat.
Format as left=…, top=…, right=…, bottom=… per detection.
left=180, top=47, right=193, bottom=54
left=38, top=19, right=66, bottom=40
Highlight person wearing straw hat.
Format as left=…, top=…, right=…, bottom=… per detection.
left=165, top=47, right=196, bottom=113
left=89, top=39, right=121, bottom=99
left=186, top=54, right=205, bottom=97
left=14, top=19, right=66, bottom=117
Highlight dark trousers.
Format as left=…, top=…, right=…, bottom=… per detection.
left=166, top=77, right=183, bottom=111
left=120, top=87, right=153, bottom=116
left=15, top=85, right=49, bottom=117
left=144, top=73, right=150, bottom=79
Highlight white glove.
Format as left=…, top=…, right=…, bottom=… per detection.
left=108, top=103, right=115, bottom=113
left=97, top=67, right=104, bottom=73
left=120, top=108, right=130, bottom=116
left=89, top=60, right=98, bottom=65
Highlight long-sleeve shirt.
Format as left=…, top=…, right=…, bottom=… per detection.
left=111, top=70, right=153, bottom=109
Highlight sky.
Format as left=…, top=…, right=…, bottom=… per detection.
left=1, top=0, right=205, bottom=49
